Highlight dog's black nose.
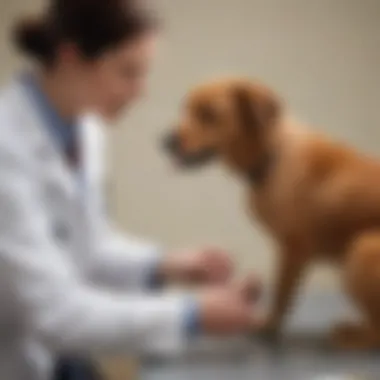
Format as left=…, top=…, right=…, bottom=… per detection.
left=162, top=132, right=180, bottom=153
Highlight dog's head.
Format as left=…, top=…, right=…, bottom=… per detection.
left=162, top=78, right=283, bottom=176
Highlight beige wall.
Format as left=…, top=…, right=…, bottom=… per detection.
left=1, top=0, right=380, bottom=289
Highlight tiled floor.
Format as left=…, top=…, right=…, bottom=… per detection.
left=141, top=292, right=380, bottom=380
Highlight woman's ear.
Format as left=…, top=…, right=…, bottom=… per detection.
left=232, top=83, right=281, bottom=134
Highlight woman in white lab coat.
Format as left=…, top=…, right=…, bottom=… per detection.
left=0, top=0, right=260, bottom=379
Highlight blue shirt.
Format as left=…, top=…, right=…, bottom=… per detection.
left=21, top=73, right=201, bottom=338
left=21, top=73, right=78, bottom=161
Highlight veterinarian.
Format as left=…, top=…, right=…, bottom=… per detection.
left=0, top=1, right=260, bottom=379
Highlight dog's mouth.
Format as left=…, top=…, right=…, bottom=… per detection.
left=161, top=132, right=217, bottom=169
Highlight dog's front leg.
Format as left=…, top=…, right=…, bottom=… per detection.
left=260, top=239, right=310, bottom=339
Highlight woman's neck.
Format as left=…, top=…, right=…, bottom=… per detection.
left=37, top=69, right=80, bottom=121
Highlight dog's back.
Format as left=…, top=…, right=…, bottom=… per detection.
left=252, top=119, right=380, bottom=260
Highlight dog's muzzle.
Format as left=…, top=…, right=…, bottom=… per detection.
left=161, top=132, right=216, bottom=168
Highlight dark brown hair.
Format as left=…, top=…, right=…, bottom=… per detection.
left=12, top=0, right=159, bottom=66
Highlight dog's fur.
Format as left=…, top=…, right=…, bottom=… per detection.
left=163, top=77, right=380, bottom=350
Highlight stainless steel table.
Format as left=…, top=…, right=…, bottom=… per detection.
left=141, top=292, right=380, bottom=380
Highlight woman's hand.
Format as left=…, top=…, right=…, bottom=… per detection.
left=159, top=247, right=234, bottom=285
left=197, top=274, right=262, bottom=335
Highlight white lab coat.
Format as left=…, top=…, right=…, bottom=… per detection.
left=0, top=77, right=188, bottom=380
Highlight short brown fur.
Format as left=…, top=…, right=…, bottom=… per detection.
left=168, top=77, right=380, bottom=350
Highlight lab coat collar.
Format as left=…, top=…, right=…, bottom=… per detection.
left=15, top=73, right=89, bottom=197
left=19, top=72, right=78, bottom=155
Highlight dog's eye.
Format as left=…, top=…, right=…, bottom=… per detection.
left=195, top=104, right=217, bottom=126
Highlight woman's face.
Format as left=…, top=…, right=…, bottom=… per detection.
left=67, top=32, right=158, bottom=120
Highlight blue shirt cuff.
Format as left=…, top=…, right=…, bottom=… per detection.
left=147, top=261, right=201, bottom=337
left=183, top=296, right=201, bottom=338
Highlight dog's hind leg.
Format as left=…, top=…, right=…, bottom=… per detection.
left=331, top=230, right=380, bottom=350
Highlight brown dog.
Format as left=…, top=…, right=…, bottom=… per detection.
left=163, top=76, right=380, bottom=350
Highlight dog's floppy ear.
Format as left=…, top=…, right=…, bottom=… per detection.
left=232, top=83, right=281, bottom=133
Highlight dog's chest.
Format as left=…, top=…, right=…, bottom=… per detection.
left=248, top=165, right=309, bottom=239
